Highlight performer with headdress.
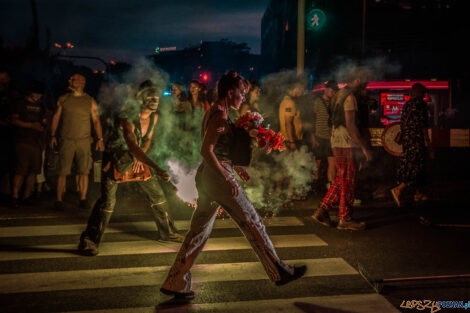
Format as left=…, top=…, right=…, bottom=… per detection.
left=78, top=80, right=184, bottom=256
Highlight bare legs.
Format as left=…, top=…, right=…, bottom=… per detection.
left=78, top=174, right=88, bottom=200
left=56, top=175, right=66, bottom=202
left=12, top=174, right=36, bottom=200
left=57, top=174, right=88, bottom=201
left=391, top=182, right=428, bottom=206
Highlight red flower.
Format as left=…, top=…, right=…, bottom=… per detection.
left=234, top=114, right=286, bottom=154
left=234, top=115, right=252, bottom=128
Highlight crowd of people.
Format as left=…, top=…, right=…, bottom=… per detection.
left=5, top=70, right=437, bottom=214
left=0, top=69, right=212, bottom=208
left=0, top=65, right=435, bottom=225
left=0, top=65, right=436, bottom=299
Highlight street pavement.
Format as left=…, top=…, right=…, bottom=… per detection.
left=0, top=180, right=469, bottom=313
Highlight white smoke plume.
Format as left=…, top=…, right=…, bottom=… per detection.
left=166, top=159, right=199, bottom=206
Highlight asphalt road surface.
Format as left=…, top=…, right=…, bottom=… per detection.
left=1, top=183, right=469, bottom=313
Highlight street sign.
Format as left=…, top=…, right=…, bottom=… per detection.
left=307, top=9, right=326, bottom=31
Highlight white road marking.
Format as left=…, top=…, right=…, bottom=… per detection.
left=0, top=217, right=303, bottom=238
left=67, top=294, right=401, bottom=313
left=0, top=234, right=326, bottom=261
left=0, top=258, right=355, bottom=294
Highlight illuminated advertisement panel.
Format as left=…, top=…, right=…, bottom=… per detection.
left=379, top=93, right=432, bottom=125
left=380, top=93, right=409, bottom=125
left=382, top=93, right=409, bottom=116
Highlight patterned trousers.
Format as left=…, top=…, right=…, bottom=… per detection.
left=161, top=162, right=294, bottom=293
left=320, top=148, right=357, bottom=220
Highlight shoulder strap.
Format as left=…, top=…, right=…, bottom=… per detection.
left=141, top=112, right=157, bottom=140
left=331, top=87, right=352, bottom=128
left=149, top=112, right=157, bottom=132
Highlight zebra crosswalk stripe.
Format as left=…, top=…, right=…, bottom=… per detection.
left=0, top=258, right=357, bottom=294
left=0, top=217, right=304, bottom=238
left=0, top=234, right=326, bottom=261
left=67, top=294, right=400, bottom=313
left=0, top=215, right=400, bottom=313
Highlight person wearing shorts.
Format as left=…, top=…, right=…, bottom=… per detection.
left=50, top=74, right=104, bottom=210
left=10, top=81, right=46, bottom=207
left=311, top=80, right=338, bottom=190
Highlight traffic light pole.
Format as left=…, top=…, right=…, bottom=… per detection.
left=297, top=0, right=305, bottom=75
left=362, top=0, right=366, bottom=57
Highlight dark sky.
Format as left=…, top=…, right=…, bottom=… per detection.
left=0, top=0, right=269, bottom=66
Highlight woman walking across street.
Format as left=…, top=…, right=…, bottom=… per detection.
left=160, top=71, right=307, bottom=300
left=391, top=83, right=434, bottom=206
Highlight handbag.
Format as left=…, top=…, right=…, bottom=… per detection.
left=229, top=125, right=252, bottom=166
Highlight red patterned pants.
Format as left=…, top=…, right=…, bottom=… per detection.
left=320, top=148, right=357, bottom=219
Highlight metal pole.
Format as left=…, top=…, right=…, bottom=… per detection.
left=362, top=0, right=366, bottom=57
left=297, top=0, right=305, bottom=75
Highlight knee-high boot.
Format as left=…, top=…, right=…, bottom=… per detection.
left=81, top=199, right=113, bottom=246
left=150, top=202, right=173, bottom=237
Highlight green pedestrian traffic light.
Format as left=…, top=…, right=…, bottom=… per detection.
left=307, top=9, right=326, bottom=31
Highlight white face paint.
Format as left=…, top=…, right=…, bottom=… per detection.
left=144, top=93, right=159, bottom=111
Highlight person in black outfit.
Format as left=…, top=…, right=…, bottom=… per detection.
left=10, top=81, right=47, bottom=207
left=391, top=83, right=434, bottom=206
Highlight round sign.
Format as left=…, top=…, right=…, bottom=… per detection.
left=381, top=123, right=403, bottom=157
left=307, top=9, right=326, bottom=31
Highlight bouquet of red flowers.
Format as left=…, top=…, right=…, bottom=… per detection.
left=234, top=111, right=286, bottom=153
left=234, top=111, right=264, bottom=129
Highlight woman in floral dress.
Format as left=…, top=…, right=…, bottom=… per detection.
left=391, top=83, right=434, bottom=206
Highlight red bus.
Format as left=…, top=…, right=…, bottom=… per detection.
left=313, top=80, right=450, bottom=127
left=312, top=80, right=470, bottom=148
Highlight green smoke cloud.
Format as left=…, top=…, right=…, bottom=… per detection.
left=97, top=61, right=316, bottom=215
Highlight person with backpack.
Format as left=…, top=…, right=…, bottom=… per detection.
left=312, top=68, right=373, bottom=231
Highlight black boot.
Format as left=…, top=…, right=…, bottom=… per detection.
left=275, top=264, right=307, bottom=286
left=78, top=232, right=99, bottom=256
left=78, top=200, right=113, bottom=255
left=151, top=204, right=184, bottom=243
